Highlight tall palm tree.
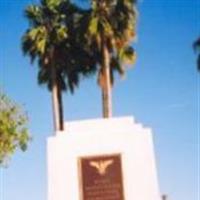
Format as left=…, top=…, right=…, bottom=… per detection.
left=22, top=0, right=80, bottom=132
left=194, top=37, right=200, bottom=71
left=86, top=0, right=137, bottom=118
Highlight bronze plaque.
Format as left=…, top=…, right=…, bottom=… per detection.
left=78, top=154, right=125, bottom=200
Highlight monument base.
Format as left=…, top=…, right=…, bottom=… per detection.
left=47, top=116, right=161, bottom=200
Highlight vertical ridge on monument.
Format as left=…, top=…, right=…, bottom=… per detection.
left=48, top=116, right=161, bottom=200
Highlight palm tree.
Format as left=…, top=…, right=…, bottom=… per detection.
left=86, top=0, right=137, bottom=118
left=194, top=37, right=200, bottom=71
left=22, top=0, right=80, bottom=132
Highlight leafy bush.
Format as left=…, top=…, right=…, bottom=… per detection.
left=0, top=92, right=30, bottom=166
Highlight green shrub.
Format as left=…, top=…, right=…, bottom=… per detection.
left=0, top=91, right=30, bottom=166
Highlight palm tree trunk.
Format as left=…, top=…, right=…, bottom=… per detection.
left=57, top=82, right=64, bottom=131
left=50, top=47, right=64, bottom=132
left=102, top=42, right=112, bottom=118
left=51, top=66, right=60, bottom=132
left=51, top=67, right=60, bottom=131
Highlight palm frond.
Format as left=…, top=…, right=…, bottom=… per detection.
left=25, top=5, right=42, bottom=26
left=194, top=37, right=200, bottom=71
left=194, top=37, right=200, bottom=52
left=119, top=46, right=136, bottom=65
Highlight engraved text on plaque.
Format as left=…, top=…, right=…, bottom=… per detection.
left=78, top=154, right=124, bottom=200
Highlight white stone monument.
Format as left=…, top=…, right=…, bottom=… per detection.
left=47, top=116, right=161, bottom=200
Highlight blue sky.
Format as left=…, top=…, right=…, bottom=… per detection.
left=0, top=0, right=199, bottom=200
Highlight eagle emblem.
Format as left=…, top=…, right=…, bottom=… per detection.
left=89, top=159, right=114, bottom=175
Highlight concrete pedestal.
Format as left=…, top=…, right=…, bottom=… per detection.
left=47, top=116, right=161, bottom=200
